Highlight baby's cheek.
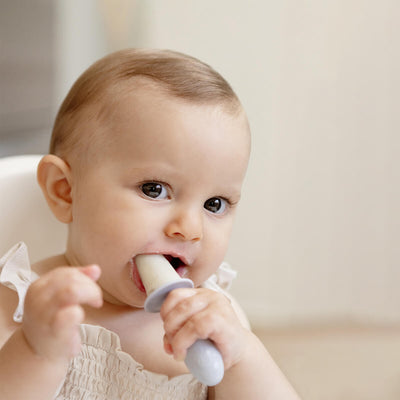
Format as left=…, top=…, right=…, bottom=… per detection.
left=197, top=257, right=224, bottom=283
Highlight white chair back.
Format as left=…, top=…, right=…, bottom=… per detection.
left=0, top=155, right=67, bottom=262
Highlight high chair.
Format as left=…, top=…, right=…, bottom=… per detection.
left=0, top=155, right=67, bottom=262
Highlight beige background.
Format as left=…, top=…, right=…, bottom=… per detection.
left=2, top=1, right=399, bottom=328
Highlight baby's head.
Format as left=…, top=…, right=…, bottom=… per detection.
left=49, top=49, right=246, bottom=165
left=39, top=49, right=250, bottom=306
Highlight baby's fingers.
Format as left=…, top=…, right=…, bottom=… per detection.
left=46, top=266, right=103, bottom=309
left=51, top=305, right=85, bottom=357
left=66, top=265, right=103, bottom=308
left=79, top=264, right=102, bottom=282
left=52, top=304, right=85, bottom=333
left=161, top=289, right=206, bottom=336
left=166, top=309, right=220, bottom=361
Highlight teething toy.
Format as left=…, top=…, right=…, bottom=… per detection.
left=136, top=254, right=224, bottom=386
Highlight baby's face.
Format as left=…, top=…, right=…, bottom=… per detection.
left=66, top=86, right=250, bottom=307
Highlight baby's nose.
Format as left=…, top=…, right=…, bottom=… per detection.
left=164, top=208, right=203, bottom=242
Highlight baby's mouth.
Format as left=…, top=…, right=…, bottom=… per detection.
left=131, top=259, right=146, bottom=293
left=164, top=254, right=185, bottom=270
left=163, top=254, right=189, bottom=278
left=131, top=254, right=189, bottom=293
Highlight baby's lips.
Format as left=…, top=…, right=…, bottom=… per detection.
left=131, top=258, right=146, bottom=293
left=162, top=254, right=191, bottom=278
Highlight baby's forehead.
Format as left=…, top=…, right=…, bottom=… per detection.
left=97, top=80, right=245, bottom=130
left=101, top=77, right=240, bottom=115
left=72, top=81, right=249, bottom=164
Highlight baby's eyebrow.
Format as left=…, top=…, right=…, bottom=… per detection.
left=126, top=163, right=177, bottom=176
left=223, top=190, right=242, bottom=204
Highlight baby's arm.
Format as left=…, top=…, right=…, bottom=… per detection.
left=0, top=265, right=103, bottom=399
left=160, top=288, right=300, bottom=399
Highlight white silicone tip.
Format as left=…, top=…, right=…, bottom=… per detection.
left=136, top=254, right=181, bottom=295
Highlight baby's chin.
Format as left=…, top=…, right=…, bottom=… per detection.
left=99, top=286, right=145, bottom=309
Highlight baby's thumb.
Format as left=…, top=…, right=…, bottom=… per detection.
left=79, top=264, right=101, bottom=281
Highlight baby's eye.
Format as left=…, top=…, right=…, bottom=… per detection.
left=204, top=197, right=227, bottom=214
left=141, top=182, right=168, bottom=199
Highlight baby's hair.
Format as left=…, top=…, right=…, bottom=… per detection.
left=50, top=48, right=242, bottom=158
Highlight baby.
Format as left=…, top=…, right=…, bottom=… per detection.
left=0, top=49, right=299, bottom=399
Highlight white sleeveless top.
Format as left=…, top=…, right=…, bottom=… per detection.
left=0, top=242, right=237, bottom=400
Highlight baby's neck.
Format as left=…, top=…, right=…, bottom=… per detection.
left=32, top=254, right=70, bottom=276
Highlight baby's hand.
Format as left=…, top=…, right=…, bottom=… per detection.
left=22, top=265, right=103, bottom=361
left=160, top=288, right=249, bottom=371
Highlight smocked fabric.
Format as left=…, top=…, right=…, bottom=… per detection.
left=56, top=324, right=207, bottom=399
left=0, top=242, right=236, bottom=399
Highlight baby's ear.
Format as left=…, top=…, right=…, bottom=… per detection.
left=37, top=155, right=73, bottom=223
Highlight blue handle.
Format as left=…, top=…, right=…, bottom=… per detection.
left=185, top=339, right=224, bottom=386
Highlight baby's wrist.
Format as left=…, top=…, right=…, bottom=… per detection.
left=10, top=328, right=68, bottom=372
left=228, top=329, right=265, bottom=371
left=19, top=327, right=70, bottom=367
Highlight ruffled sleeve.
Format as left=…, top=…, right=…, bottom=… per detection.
left=201, top=261, right=237, bottom=292
left=0, top=242, right=38, bottom=322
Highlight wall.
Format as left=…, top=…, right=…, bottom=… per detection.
left=0, top=0, right=54, bottom=155
left=3, top=1, right=399, bottom=327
